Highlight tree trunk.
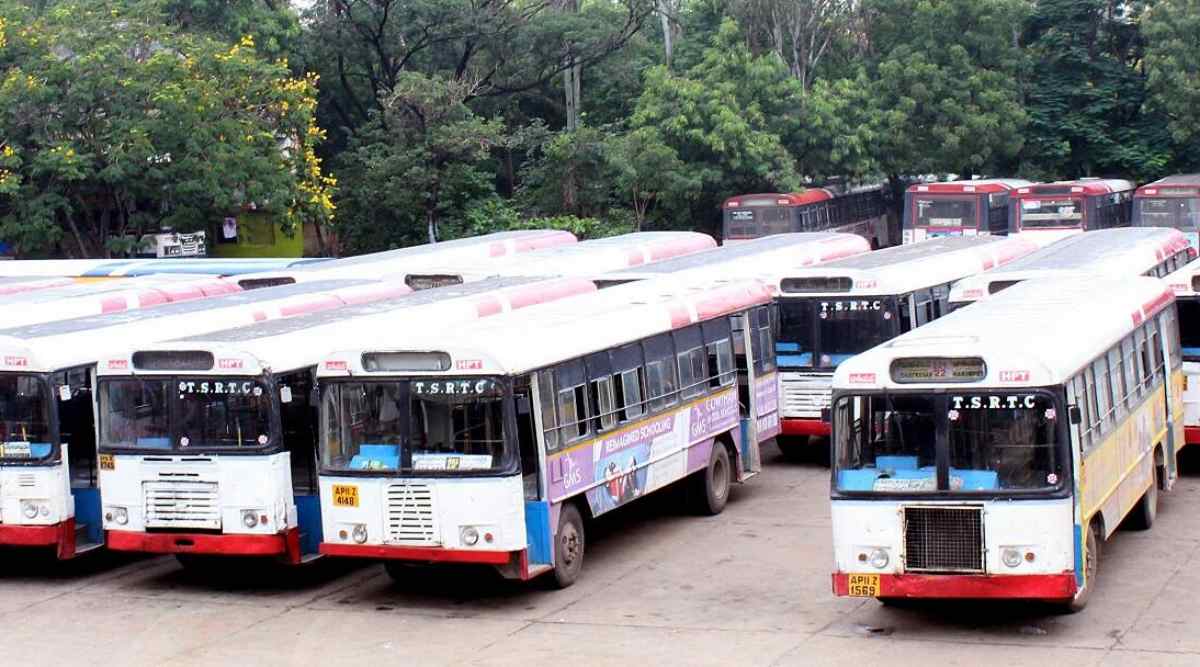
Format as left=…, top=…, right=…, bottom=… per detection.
left=658, top=1, right=673, bottom=69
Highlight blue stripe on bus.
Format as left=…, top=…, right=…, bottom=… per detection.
left=525, top=501, right=552, bottom=565
left=80, top=261, right=139, bottom=277
left=296, top=493, right=324, bottom=556
left=1073, top=523, right=1084, bottom=587
left=1182, top=346, right=1200, bottom=358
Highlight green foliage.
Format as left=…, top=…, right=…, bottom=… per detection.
left=1143, top=0, right=1200, bottom=173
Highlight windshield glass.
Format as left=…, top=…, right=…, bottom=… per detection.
left=98, top=377, right=274, bottom=451
left=913, top=197, right=977, bottom=228
left=834, top=391, right=1064, bottom=494
left=1019, top=197, right=1083, bottom=229
left=0, top=374, right=52, bottom=462
left=724, top=204, right=791, bottom=239
left=1178, top=298, right=1200, bottom=361
left=320, top=378, right=512, bottom=475
left=1138, top=197, right=1200, bottom=231
left=777, top=297, right=899, bottom=370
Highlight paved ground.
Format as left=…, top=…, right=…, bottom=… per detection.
left=4, top=444, right=1200, bottom=666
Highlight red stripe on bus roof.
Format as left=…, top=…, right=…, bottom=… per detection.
left=279, top=295, right=342, bottom=317
left=646, top=236, right=717, bottom=261
left=625, top=247, right=646, bottom=266
left=474, top=296, right=504, bottom=317
left=503, top=278, right=596, bottom=309
left=100, top=296, right=127, bottom=314
left=0, top=277, right=75, bottom=295
left=135, top=290, right=169, bottom=308
left=336, top=284, right=412, bottom=305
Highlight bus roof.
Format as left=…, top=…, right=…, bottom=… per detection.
left=722, top=190, right=835, bottom=208
left=401, top=232, right=715, bottom=284
left=905, top=179, right=1032, bottom=194
left=834, top=275, right=1172, bottom=390
left=105, top=278, right=599, bottom=376
left=598, top=233, right=870, bottom=283
left=1136, top=174, right=1200, bottom=197
left=0, top=276, right=247, bottom=327
left=318, top=277, right=775, bottom=378
left=0, top=279, right=411, bottom=372
left=769, top=236, right=1039, bottom=297
left=0, top=257, right=326, bottom=278
left=1014, top=179, right=1135, bottom=197
left=949, top=228, right=1191, bottom=304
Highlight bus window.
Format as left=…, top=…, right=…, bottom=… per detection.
left=834, top=394, right=938, bottom=490
left=557, top=384, right=589, bottom=442
left=1122, top=337, right=1140, bottom=404
left=947, top=392, right=1061, bottom=490
left=1161, top=307, right=1182, bottom=368
left=591, top=376, right=617, bottom=431
left=644, top=335, right=678, bottom=410
left=616, top=368, right=645, bottom=422
left=1135, top=326, right=1152, bottom=391
left=1071, top=374, right=1091, bottom=451
left=1107, top=347, right=1126, bottom=421
left=1093, top=359, right=1112, bottom=433
left=1149, top=322, right=1165, bottom=377
left=708, top=339, right=734, bottom=388
left=537, top=370, right=559, bottom=452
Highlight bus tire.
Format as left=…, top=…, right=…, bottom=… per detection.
left=1065, top=522, right=1101, bottom=613
left=1126, top=461, right=1160, bottom=531
left=551, top=503, right=585, bottom=589
left=693, top=441, right=732, bottom=516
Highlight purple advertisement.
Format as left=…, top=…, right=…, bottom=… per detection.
left=755, top=372, right=781, bottom=440
left=546, top=388, right=740, bottom=516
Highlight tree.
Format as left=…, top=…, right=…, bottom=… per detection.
left=1143, top=0, right=1200, bottom=173
left=0, top=2, right=333, bottom=257
left=605, top=127, right=698, bottom=229
left=733, top=0, right=854, bottom=90
left=516, top=125, right=614, bottom=219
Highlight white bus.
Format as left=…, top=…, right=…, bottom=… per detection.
left=0, top=278, right=411, bottom=559
left=1010, top=179, right=1135, bottom=245
left=830, top=276, right=1181, bottom=610
left=399, top=231, right=716, bottom=288
left=902, top=179, right=1031, bottom=244
left=315, top=277, right=781, bottom=587
left=1165, top=257, right=1200, bottom=447
left=94, top=278, right=596, bottom=565
left=948, top=228, right=1195, bottom=309
left=770, top=236, right=1039, bottom=448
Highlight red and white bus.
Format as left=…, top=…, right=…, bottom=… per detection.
left=722, top=185, right=890, bottom=248
left=1010, top=179, right=1135, bottom=244
left=1134, top=175, right=1200, bottom=250
left=902, top=179, right=1031, bottom=244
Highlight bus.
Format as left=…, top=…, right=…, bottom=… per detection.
left=948, top=228, right=1194, bottom=309
left=398, top=232, right=716, bottom=288
left=0, top=278, right=414, bottom=559
left=1134, top=175, right=1200, bottom=249
left=770, top=236, right=1039, bottom=449
left=901, top=179, right=1031, bottom=245
left=1164, top=257, right=1200, bottom=447
left=722, top=185, right=890, bottom=248
left=1010, top=179, right=1135, bottom=244
left=315, top=277, right=780, bottom=587
left=829, top=276, right=1181, bottom=610
left=94, top=278, right=596, bottom=566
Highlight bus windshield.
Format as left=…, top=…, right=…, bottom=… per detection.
left=320, top=378, right=512, bottom=475
left=833, top=391, right=1064, bottom=495
left=0, top=373, right=53, bottom=462
left=1178, top=298, right=1200, bottom=361
left=724, top=204, right=791, bottom=239
left=913, top=197, right=977, bottom=228
left=98, top=377, right=275, bottom=452
left=1019, top=198, right=1083, bottom=228
left=1138, top=197, right=1200, bottom=231
left=777, top=297, right=899, bottom=370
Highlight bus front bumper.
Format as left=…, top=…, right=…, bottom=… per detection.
left=1185, top=426, right=1200, bottom=446
left=0, top=519, right=75, bottom=559
left=320, top=541, right=513, bottom=565
left=831, top=572, right=1077, bottom=599
left=781, top=418, right=830, bottom=437
left=106, top=527, right=302, bottom=564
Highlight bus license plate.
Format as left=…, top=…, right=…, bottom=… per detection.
left=847, top=574, right=880, bottom=597
left=332, top=484, right=359, bottom=508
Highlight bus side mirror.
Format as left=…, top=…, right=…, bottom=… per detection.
left=1068, top=406, right=1082, bottom=425
left=820, top=407, right=832, bottom=423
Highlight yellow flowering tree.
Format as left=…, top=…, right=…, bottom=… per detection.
left=0, top=2, right=333, bottom=257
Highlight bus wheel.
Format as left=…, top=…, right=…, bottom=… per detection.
left=693, top=442, right=732, bottom=516
left=1126, top=462, right=1160, bottom=531
left=1066, top=523, right=1101, bottom=613
left=551, top=504, right=585, bottom=589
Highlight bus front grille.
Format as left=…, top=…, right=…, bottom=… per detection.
left=781, top=384, right=830, bottom=417
left=385, top=483, right=438, bottom=545
left=902, top=505, right=984, bottom=573
left=143, top=480, right=221, bottom=529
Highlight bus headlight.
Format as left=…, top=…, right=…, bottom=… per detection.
left=351, top=524, right=368, bottom=544
left=241, top=510, right=259, bottom=529
left=1002, top=548, right=1023, bottom=568
left=21, top=501, right=39, bottom=520
left=104, top=506, right=129, bottom=525
left=460, top=526, right=480, bottom=547
left=868, top=548, right=890, bottom=569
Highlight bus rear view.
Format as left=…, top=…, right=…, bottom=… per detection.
left=902, top=179, right=1030, bottom=244
left=1011, top=179, right=1134, bottom=244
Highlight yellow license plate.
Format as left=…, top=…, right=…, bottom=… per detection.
left=847, top=573, right=880, bottom=597
left=99, top=454, right=114, bottom=471
left=332, top=484, right=359, bottom=508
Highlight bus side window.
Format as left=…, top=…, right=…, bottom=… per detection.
left=1122, top=337, right=1140, bottom=405
left=1066, top=378, right=1084, bottom=452
left=536, top=370, right=559, bottom=452
left=755, top=307, right=776, bottom=372
left=1083, top=365, right=1100, bottom=450
left=1161, top=307, right=1181, bottom=369
left=644, top=335, right=678, bottom=411
left=1136, top=325, right=1153, bottom=391
left=610, top=343, right=645, bottom=423
left=1093, top=358, right=1113, bottom=434
left=1107, top=347, right=1126, bottom=420
left=555, top=361, right=590, bottom=442
left=591, top=376, right=617, bottom=431
left=913, top=290, right=935, bottom=326
left=899, top=296, right=914, bottom=334
left=702, top=318, right=735, bottom=389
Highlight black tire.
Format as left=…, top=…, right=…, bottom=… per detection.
left=1065, top=522, right=1100, bottom=613
left=551, top=503, right=585, bottom=589
left=1125, top=463, right=1160, bottom=531
left=692, top=442, right=732, bottom=516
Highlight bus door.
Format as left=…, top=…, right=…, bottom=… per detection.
left=1157, top=309, right=1181, bottom=488
left=281, top=370, right=322, bottom=558
left=731, top=308, right=768, bottom=475
left=524, top=373, right=553, bottom=569
left=56, top=367, right=102, bottom=551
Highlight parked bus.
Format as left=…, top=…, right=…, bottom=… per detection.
left=315, top=277, right=780, bottom=587
left=1010, top=179, right=1135, bottom=244
left=0, top=279, right=413, bottom=558
left=399, top=232, right=715, bottom=288
left=1134, top=175, right=1200, bottom=249
left=901, top=179, right=1031, bottom=245
left=949, top=228, right=1194, bottom=309
left=1164, top=257, right=1200, bottom=447
left=94, top=278, right=596, bottom=565
left=722, top=184, right=890, bottom=248
left=770, top=236, right=1039, bottom=448
left=829, top=276, right=1181, bottom=611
